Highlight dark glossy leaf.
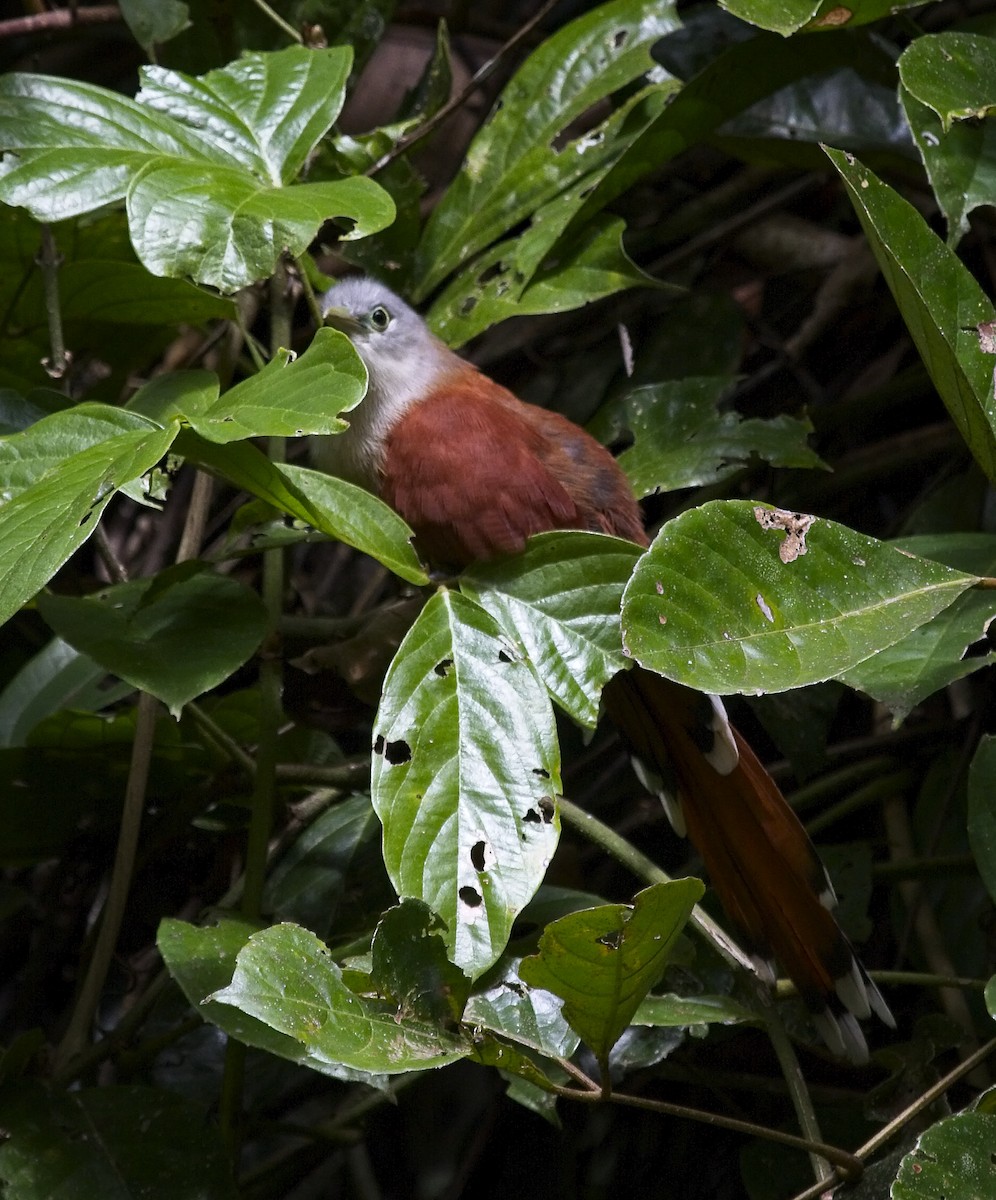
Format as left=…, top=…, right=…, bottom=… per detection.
left=622, top=501, right=976, bottom=694
left=613, top=377, right=825, bottom=496
left=37, top=565, right=268, bottom=718
left=208, top=922, right=467, bottom=1074
left=462, top=531, right=640, bottom=727
left=370, top=899, right=470, bottom=1023
left=518, top=880, right=703, bottom=1062
left=968, top=735, right=996, bottom=907
left=465, top=957, right=580, bottom=1061
left=632, top=992, right=753, bottom=1027
left=828, top=148, right=996, bottom=485
left=373, top=589, right=561, bottom=979
left=119, top=0, right=191, bottom=55
left=0, top=1082, right=237, bottom=1199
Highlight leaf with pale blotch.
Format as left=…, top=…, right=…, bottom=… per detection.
left=892, top=1111, right=996, bottom=1200
left=721, top=0, right=927, bottom=35
left=462, top=531, right=640, bottom=728
left=622, top=501, right=976, bottom=695
left=208, top=923, right=466, bottom=1074
left=518, top=880, right=703, bottom=1063
left=373, top=589, right=561, bottom=980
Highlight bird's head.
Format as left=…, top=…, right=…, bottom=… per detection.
left=313, top=276, right=463, bottom=488
left=321, top=277, right=445, bottom=396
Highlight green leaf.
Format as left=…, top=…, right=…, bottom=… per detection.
left=373, top=589, right=561, bottom=980
left=621, top=501, right=976, bottom=695
left=613, top=377, right=825, bottom=495
left=370, top=899, right=471, bottom=1023
left=176, top=436, right=427, bottom=585
left=632, top=992, right=754, bottom=1027
left=0, top=423, right=176, bottom=630
left=968, top=735, right=996, bottom=907
left=901, top=86, right=996, bottom=248
left=518, top=880, right=703, bottom=1063
left=0, top=49, right=396, bottom=292
left=0, top=637, right=130, bottom=748
left=430, top=214, right=667, bottom=347
left=827, top=148, right=996, bottom=485
left=158, top=916, right=386, bottom=1085
left=721, top=0, right=927, bottom=35
left=208, top=922, right=467, bottom=1074
left=892, top=1111, right=996, bottom=1199
left=414, top=0, right=681, bottom=298
left=899, top=32, right=996, bottom=131
left=464, top=957, right=580, bottom=1061
left=188, top=328, right=367, bottom=443
left=840, top=533, right=996, bottom=721
left=0, top=1082, right=238, bottom=1200
left=461, top=531, right=641, bottom=727
left=37, top=564, right=268, bottom=718
left=119, top=0, right=191, bottom=55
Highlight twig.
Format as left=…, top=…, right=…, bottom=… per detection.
left=37, top=225, right=70, bottom=381
left=54, top=691, right=159, bottom=1079
left=0, top=4, right=120, bottom=40
left=246, top=0, right=302, bottom=44
left=367, top=0, right=559, bottom=176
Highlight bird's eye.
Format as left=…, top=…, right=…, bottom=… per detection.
left=368, top=305, right=391, bottom=331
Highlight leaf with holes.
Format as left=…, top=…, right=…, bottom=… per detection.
left=462, top=531, right=640, bottom=727
left=373, top=589, right=561, bottom=979
left=518, top=880, right=703, bottom=1065
left=622, top=501, right=976, bottom=695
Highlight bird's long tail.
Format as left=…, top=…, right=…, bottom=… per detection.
left=602, top=668, right=894, bottom=1061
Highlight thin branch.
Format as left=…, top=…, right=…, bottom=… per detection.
left=367, top=0, right=559, bottom=176
left=37, top=225, right=70, bottom=381
left=246, top=0, right=302, bottom=44
left=0, top=4, right=121, bottom=40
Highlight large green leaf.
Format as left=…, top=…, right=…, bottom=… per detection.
left=461, top=531, right=641, bottom=727
left=518, top=880, right=703, bottom=1065
left=621, top=501, right=976, bottom=694
left=827, top=148, right=996, bottom=485
left=899, top=32, right=996, bottom=130
left=892, top=1111, right=996, bottom=1200
left=370, top=899, right=471, bottom=1024
left=901, top=86, right=996, bottom=248
left=464, top=956, right=580, bottom=1061
left=0, top=1082, right=237, bottom=1200
left=372, top=589, right=561, bottom=979
left=840, top=534, right=996, bottom=721
left=0, top=48, right=395, bottom=292
left=0, top=423, right=176, bottom=630
left=414, top=0, right=681, bottom=299
left=612, top=377, right=825, bottom=495
left=37, top=564, right=268, bottom=718
left=721, top=0, right=927, bottom=35
left=207, top=922, right=467, bottom=1074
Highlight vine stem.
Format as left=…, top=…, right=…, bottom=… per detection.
left=220, top=259, right=292, bottom=1163
left=54, top=691, right=159, bottom=1079
left=37, top=224, right=69, bottom=380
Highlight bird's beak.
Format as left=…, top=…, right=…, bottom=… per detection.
left=322, top=306, right=363, bottom=335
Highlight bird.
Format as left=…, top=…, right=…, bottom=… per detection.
left=310, top=275, right=895, bottom=1062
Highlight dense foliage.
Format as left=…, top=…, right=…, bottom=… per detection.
left=0, top=1, right=995, bottom=1197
